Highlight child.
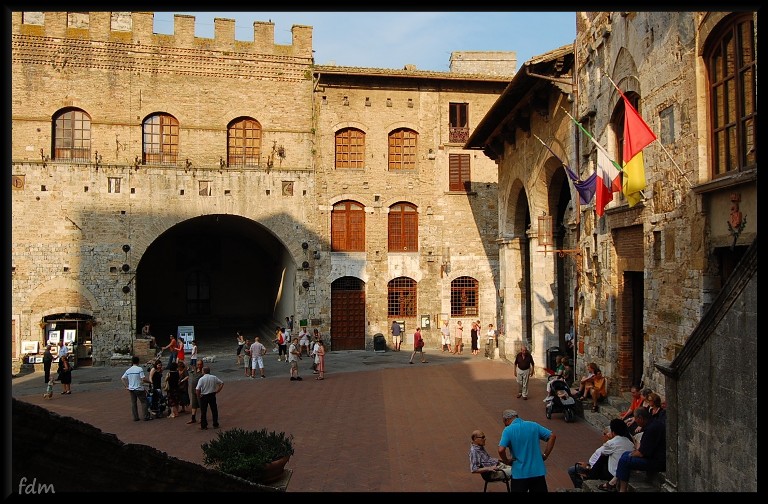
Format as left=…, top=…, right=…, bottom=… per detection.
left=243, top=338, right=252, bottom=377
left=43, top=378, right=54, bottom=399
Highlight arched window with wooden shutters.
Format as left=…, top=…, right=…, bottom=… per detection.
left=335, top=128, right=365, bottom=169
left=227, top=117, right=262, bottom=168
left=388, top=202, right=418, bottom=251
left=331, top=200, right=365, bottom=252
left=388, top=128, right=418, bottom=171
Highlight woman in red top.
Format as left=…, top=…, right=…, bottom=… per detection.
left=409, top=327, right=427, bottom=364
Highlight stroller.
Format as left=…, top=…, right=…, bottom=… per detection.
left=544, top=374, right=576, bottom=422
left=146, top=385, right=169, bottom=418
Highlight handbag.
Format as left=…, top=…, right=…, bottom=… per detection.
left=416, top=338, right=424, bottom=348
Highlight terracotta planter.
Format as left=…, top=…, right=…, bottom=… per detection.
left=260, top=455, right=290, bottom=484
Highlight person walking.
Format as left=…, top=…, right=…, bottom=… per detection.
left=408, top=327, right=427, bottom=364
left=513, top=344, right=535, bottom=400
left=42, top=344, right=54, bottom=385
left=186, top=360, right=204, bottom=424
left=121, top=356, right=151, bottom=421
left=497, top=409, right=556, bottom=492
left=177, top=360, right=191, bottom=414
left=162, top=334, right=178, bottom=368
left=391, top=320, right=402, bottom=352
left=195, top=366, right=224, bottom=430
left=249, top=336, right=267, bottom=378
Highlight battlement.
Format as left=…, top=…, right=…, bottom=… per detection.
left=13, top=11, right=313, bottom=59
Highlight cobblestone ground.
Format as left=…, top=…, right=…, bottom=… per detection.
left=13, top=338, right=603, bottom=492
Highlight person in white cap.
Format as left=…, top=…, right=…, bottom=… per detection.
left=497, top=409, right=556, bottom=492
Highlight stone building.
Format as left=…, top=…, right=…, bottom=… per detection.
left=10, top=11, right=510, bottom=368
left=467, top=11, right=757, bottom=493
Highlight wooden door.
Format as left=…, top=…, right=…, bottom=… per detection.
left=330, top=277, right=366, bottom=350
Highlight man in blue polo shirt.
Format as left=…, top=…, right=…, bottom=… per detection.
left=497, top=409, right=557, bottom=492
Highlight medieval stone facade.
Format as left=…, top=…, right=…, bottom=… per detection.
left=11, top=12, right=508, bottom=367
left=467, top=11, right=757, bottom=492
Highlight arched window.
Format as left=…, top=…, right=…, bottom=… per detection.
left=388, top=202, right=418, bottom=251
left=609, top=91, right=642, bottom=204
left=705, top=13, right=756, bottom=177
left=331, top=200, right=365, bottom=252
left=388, top=128, right=418, bottom=171
left=335, top=128, right=365, bottom=169
left=451, top=276, right=478, bottom=316
left=388, top=277, right=417, bottom=317
left=227, top=117, right=262, bottom=167
left=142, top=113, right=179, bottom=165
left=53, top=108, right=91, bottom=161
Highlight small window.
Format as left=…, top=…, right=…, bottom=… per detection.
left=53, top=108, right=91, bottom=162
left=142, top=113, right=179, bottom=165
left=108, top=177, right=121, bottom=194
left=449, top=153, right=471, bottom=192
left=388, top=277, right=417, bottom=317
left=449, top=102, right=469, bottom=143
left=335, top=128, right=365, bottom=169
left=227, top=117, right=262, bottom=168
left=706, top=13, right=756, bottom=177
left=451, top=276, right=478, bottom=317
left=659, top=106, right=675, bottom=145
left=388, top=203, right=418, bottom=251
left=388, top=128, right=417, bottom=171
left=331, top=200, right=365, bottom=252
left=198, top=181, right=211, bottom=196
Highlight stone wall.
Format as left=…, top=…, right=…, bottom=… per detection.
left=11, top=398, right=281, bottom=492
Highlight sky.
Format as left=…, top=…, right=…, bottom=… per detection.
left=152, top=11, right=576, bottom=73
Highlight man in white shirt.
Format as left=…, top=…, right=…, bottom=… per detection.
left=195, top=366, right=224, bottom=430
left=121, top=356, right=151, bottom=421
left=249, top=336, right=267, bottom=378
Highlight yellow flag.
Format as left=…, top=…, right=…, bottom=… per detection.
left=622, top=150, right=646, bottom=207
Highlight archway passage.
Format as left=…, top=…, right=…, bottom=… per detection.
left=331, top=277, right=366, bottom=350
left=136, top=215, right=294, bottom=349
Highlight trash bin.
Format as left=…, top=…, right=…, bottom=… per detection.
left=373, top=333, right=387, bottom=352
left=547, top=346, right=561, bottom=371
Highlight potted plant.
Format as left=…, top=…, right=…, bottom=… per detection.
left=201, top=427, right=294, bottom=484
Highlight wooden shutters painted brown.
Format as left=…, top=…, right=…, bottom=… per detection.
left=331, top=277, right=366, bottom=350
left=449, top=153, right=471, bottom=192
left=388, top=203, right=418, bottom=251
left=331, top=201, right=365, bottom=252
left=388, top=129, right=418, bottom=171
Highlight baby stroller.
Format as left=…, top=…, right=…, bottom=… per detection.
left=146, top=385, right=169, bottom=419
left=544, top=374, right=576, bottom=422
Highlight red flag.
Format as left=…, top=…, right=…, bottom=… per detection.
left=622, top=96, right=656, bottom=160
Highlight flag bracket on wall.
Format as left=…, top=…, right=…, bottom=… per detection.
left=537, top=215, right=583, bottom=260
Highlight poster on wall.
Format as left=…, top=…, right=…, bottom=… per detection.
left=63, top=329, right=76, bottom=343
left=47, top=331, right=60, bottom=345
left=21, top=341, right=39, bottom=354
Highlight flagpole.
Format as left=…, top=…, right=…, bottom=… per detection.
left=604, top=74, right=693, bottom=188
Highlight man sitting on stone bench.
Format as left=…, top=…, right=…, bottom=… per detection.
left=614, top=407, right=666, bottom=492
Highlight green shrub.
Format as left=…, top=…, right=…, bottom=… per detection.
left=201, top=427, right=294, bottom=482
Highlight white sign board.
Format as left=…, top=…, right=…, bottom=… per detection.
left=177, top=326, right=195, bottom=353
